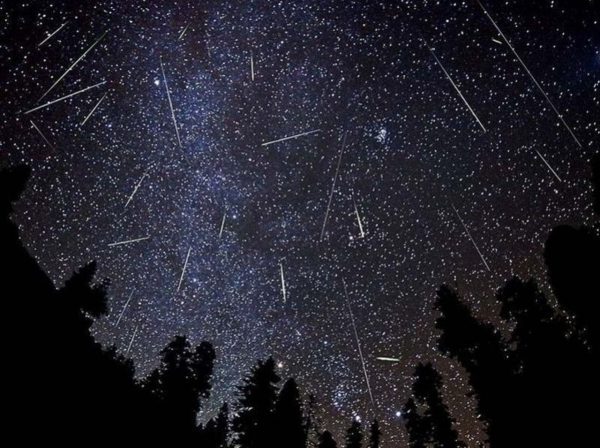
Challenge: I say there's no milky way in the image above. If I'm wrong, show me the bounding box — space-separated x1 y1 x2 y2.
2 1 598 445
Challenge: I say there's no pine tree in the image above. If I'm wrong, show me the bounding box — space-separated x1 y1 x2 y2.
346 419 363 448
233 358 281 448
318 430 338 448
404 363 464 448
368 420 381 448
201 403 230 448
273 379 307 448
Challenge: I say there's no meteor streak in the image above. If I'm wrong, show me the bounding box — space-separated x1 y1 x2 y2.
320 131 348 240
451 204 491 271
39 22 68 47
115 288 135 327
39 30 108 101
475 0 581 147
535 149 562 182
80 92 107 126
218 209 227 238
261 129 320 147
342 279 376 411
279 262 287 303
30 120 55 150
107 236 150 247
176 246 192 294
353 198 365 238
250 51 255 81
422 38 487 132
125 325 139 356
160 58 182 147
124 171 149 209
24 81 106 114
376 357 401 363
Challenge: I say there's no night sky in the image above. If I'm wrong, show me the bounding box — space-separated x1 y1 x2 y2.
1 1 598 445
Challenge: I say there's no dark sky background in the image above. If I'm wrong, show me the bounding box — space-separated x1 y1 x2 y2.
1 0 598 445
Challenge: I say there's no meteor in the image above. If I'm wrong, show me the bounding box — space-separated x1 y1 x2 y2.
125 325 139 356
421 37 487 133
39 30 108 101
342 278 376 411
176 246 192 294
218 209 227 238
115 288 135 327
475 0 581 147
279 262 287 303
320 131 348 241
30 120 55 151
39 22 68 47
124 171 149 209
178 24 190 40
107 236 150 247
80 92 107 126
261 129 320 147
451 204 491 271
376 357 401 363
250 51 255 81
24 81 106 114
353 198 365 239
534 149 562 182
160 57 182 147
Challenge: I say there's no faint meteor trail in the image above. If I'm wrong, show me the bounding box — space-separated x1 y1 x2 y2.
178 24 190 40
108 236 150 247
491 37 503 45
24 81 107 114
250 51 255 81
30 120 55 150
421 38 487 132
115 288 135 327
261 129 321 147
475 0 582 147
279 262 287 303
353 198 365 238
342 278 376 411
320 131 348 241
160 57 182 147
218 209 227 238
39 30 108 101
176 246 192 294
535 149 562 182
125 325 139 356
80 92 107 126
124 171 149 209
39 22 68 47
376 357 401 363
451 204 491 271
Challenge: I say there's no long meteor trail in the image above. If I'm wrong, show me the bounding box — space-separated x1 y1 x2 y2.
451 204 491 271
30 120 55 150
421 38 487 132
81 92 107 126
475 0 581 147
261 129 320 147
107 236 150 247
176 246 192 294
115 288 135 327
353 198 365 239
39 22 68 47
342 278 376 411
279 262 287 303
124 171 149 209
218 209 227 238
160 58 182 147
24 81 106 114
376 357 401 363
125 325 139 356
320 131 348 240
535 149 562 182
39 30 108 101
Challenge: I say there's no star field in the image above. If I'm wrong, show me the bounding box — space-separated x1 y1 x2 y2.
1 1 598 445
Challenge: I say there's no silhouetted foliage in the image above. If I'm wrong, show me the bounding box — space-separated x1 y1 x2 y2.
403 363 464 448
346 420 363 448
199 403 231 448
233 357 281 448
368 420 381 448
273 379 308 448
318 430 338 448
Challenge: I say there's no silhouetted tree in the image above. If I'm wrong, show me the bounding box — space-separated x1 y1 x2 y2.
346 420 363 448
368 420 381 448
144 336 215 431
273 378 307 448
592 153 600 215
233 358 281 448
435 285 514 446
403 363 464 448
200 403 230 448
318 431 338 448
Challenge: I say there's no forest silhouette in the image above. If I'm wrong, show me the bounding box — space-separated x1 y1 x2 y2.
2 155 598 447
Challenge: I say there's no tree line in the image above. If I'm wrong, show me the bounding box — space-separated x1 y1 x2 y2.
2 154 598 446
